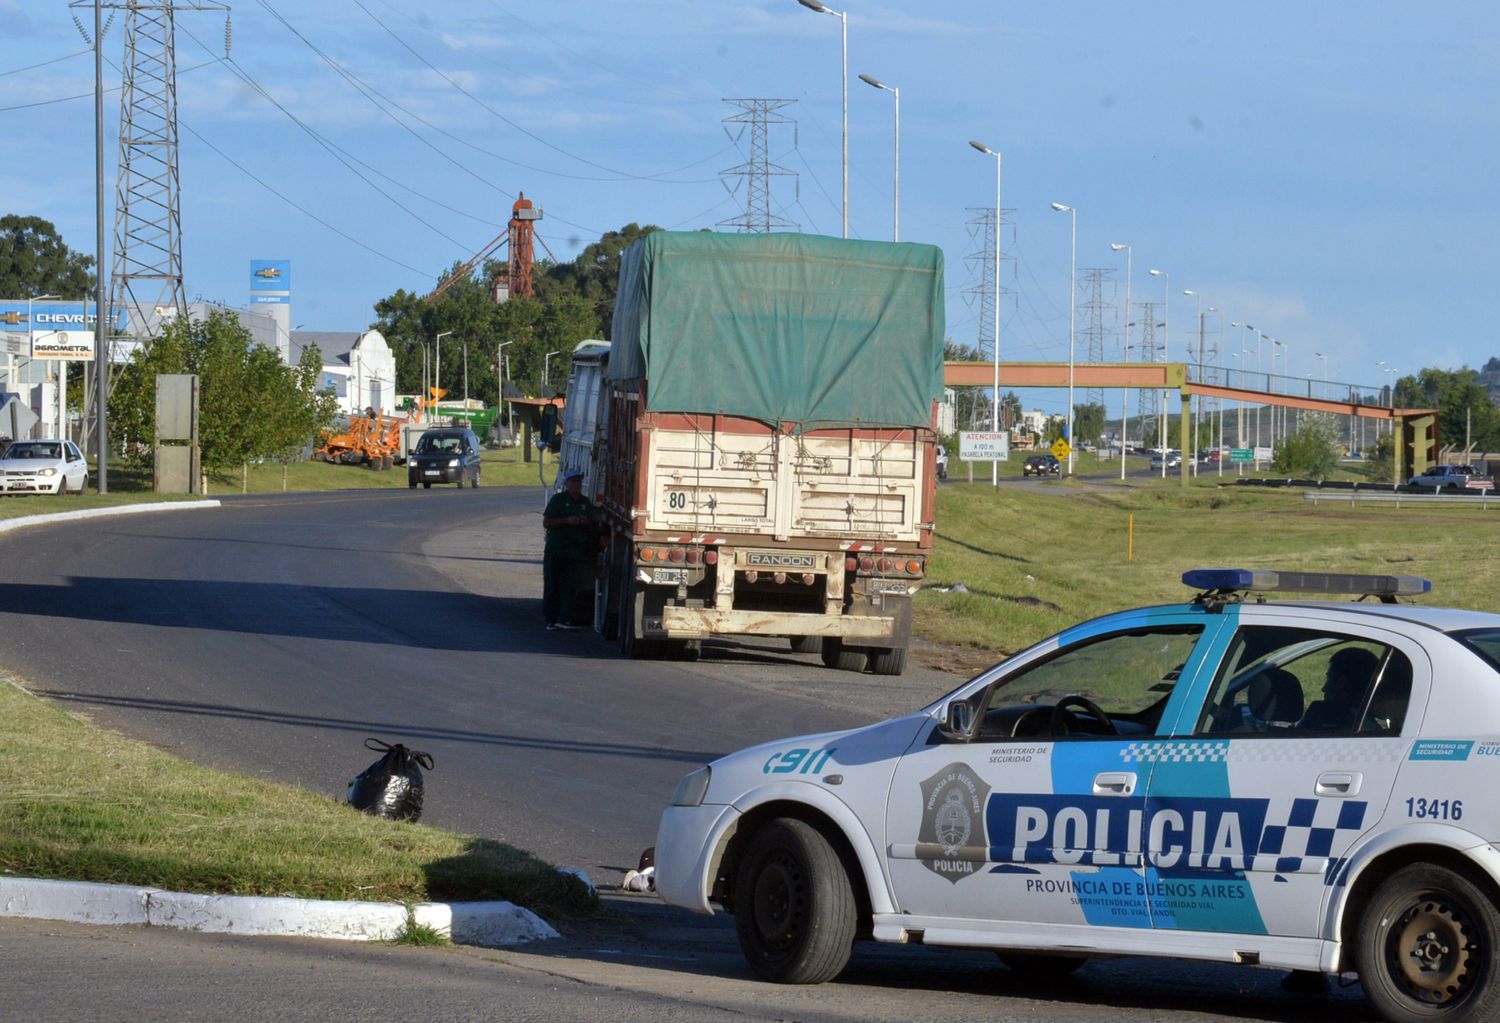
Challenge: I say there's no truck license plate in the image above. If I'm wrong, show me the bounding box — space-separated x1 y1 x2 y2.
653 568 688 584
873 579 913 593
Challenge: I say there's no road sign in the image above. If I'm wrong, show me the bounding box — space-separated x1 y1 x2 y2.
1254 446 1273 462
1050 438 1072 462
31 330 95 360
959 431 1009 461
1230 448 1253 463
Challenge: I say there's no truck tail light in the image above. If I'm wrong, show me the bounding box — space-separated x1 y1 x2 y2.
705 550 718 566
640 547 656 561
668 548 685 564
746 571 759 583
773 572 787 585
685 549 701 565
845 557 857 572
878 558 894 573
906 560 923 576
859 556 874 572
802 573 815 585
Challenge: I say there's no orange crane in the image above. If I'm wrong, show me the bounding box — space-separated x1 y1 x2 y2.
425 194 552 303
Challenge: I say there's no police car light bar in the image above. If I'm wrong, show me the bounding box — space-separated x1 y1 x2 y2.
1182 568 1432 598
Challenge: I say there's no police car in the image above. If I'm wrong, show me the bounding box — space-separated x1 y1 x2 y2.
656 570 1500 1023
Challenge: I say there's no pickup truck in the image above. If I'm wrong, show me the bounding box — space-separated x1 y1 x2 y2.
1406 463 1495 493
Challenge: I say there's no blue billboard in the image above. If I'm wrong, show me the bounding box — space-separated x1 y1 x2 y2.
250 259 291 305
0 300 125 333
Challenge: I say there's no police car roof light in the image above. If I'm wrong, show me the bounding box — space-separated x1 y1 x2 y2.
1182 568 1432 598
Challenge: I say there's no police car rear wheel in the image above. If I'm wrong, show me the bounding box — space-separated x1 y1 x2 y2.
1357 864 1500 1023
733 818 855 985
995 952 1087 977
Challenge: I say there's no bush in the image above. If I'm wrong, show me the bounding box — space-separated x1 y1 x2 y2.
1270 414 1340 479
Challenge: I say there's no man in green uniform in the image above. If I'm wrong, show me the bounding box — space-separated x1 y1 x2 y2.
542 470 595 630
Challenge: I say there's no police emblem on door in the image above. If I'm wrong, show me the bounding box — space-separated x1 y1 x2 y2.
917 763 990 883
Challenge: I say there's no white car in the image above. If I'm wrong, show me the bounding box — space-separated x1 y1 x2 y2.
657 569 1500 1023
0 439 89 495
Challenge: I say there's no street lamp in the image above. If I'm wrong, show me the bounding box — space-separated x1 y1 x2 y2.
1148 269 1169 476
1314 351 1327 401
858 74 899 241
434 330 453 416
798 0 848 238
1110 243 1131 481
970 140 1002 486
544 349 562 390
1051 203 1077 475
1183 288 1205 476
1272 338 1286 445
497 339 515 436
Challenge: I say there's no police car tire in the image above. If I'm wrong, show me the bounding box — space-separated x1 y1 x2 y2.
733 818 856 985
995 951 1087 976
1356 864 1500 1023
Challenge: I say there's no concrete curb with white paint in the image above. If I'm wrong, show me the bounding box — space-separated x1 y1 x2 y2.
0 499 220 536
0 876 559 946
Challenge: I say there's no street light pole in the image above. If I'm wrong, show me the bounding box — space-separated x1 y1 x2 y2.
1149 269 1169 477
1183 289 1204 476
1051 203 1077 475
93 0 107 491
798 0 848 238
497 339 514 437
858 75 899 240
970 141 1002 486
544 349 562 390
435 330 453 416
1110 243 1131 481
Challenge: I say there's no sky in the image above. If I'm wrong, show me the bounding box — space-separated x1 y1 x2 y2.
4 0 1499 417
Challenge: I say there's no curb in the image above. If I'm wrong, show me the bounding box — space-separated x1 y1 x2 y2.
0 876 558 946
0 499 220 536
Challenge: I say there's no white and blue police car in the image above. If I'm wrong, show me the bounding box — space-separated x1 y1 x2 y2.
656 570 1500 1023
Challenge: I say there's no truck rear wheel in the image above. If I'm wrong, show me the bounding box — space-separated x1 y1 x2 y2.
819 638 866 673
790 636 823 655
867 645 907 676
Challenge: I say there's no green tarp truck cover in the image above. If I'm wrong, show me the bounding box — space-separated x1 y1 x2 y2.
608 231 945 429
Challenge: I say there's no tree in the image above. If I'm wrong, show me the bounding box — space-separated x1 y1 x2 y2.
1271 413 1340 479
1072 402 1105 445
109 310 337 475
0 215 96 298
1394 367 1500 452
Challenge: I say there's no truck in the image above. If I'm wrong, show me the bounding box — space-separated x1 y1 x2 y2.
553 232 944 676
1406 463 1494 493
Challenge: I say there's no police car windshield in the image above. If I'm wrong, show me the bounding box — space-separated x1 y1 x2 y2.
1453 629 1500 675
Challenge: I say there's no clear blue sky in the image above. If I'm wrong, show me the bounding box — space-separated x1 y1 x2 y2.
5 1 1497 415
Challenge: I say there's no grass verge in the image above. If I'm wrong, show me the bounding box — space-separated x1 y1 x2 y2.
918 481 1499 659
0 678 596 919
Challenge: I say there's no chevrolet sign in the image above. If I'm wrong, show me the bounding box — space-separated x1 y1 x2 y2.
745 552 817 569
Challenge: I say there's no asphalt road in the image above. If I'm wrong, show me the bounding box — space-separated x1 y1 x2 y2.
0 487 1382 1022
0 486 957 874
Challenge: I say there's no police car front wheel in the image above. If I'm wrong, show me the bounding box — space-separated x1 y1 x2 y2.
733 818 856 985
1357 864 1500 1023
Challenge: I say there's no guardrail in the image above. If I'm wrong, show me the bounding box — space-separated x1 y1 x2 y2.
1299 490 1495 508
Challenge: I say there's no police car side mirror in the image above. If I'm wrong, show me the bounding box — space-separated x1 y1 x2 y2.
938 698 978 742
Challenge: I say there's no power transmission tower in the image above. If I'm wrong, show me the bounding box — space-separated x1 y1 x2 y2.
1135 301 1162 434
719 99 798 233
960 207 1012 430
1077 267 1114 408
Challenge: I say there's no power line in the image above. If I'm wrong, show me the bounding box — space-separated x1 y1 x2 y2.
347 0 723 184
0 48 90 78
0 57 218 113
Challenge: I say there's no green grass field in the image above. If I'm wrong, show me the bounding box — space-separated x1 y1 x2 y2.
0 678 596 915
918 480 1498 660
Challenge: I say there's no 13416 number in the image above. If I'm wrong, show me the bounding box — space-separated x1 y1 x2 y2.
1406 797 1463 820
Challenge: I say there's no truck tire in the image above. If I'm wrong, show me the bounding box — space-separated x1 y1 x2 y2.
819 638 866 673
1356 863 1500 1023
732 818 856 985
790 636 823 655
597 539 624 641
867 645 907 676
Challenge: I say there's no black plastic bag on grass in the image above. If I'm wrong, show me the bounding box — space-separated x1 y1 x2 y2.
346 738 434 822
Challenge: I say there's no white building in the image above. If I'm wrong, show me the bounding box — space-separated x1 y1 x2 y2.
291 329 397 415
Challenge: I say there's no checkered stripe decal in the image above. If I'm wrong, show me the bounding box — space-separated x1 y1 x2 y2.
1119 741 1229 763
1228 740 1407 764
1249 797 1369 873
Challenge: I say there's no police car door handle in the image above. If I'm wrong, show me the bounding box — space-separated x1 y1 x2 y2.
1315 771 1362 797
1092 772 1137 796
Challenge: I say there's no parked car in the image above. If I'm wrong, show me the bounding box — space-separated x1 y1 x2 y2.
655 567 1500 1023
1022 454 1061 477
1149 449 1182 470
406 428 482 489
1407 464 1494 494
0 439 88 495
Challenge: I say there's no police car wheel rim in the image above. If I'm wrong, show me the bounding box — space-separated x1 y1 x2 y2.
1388 895 1477 1004
750 849 806 952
